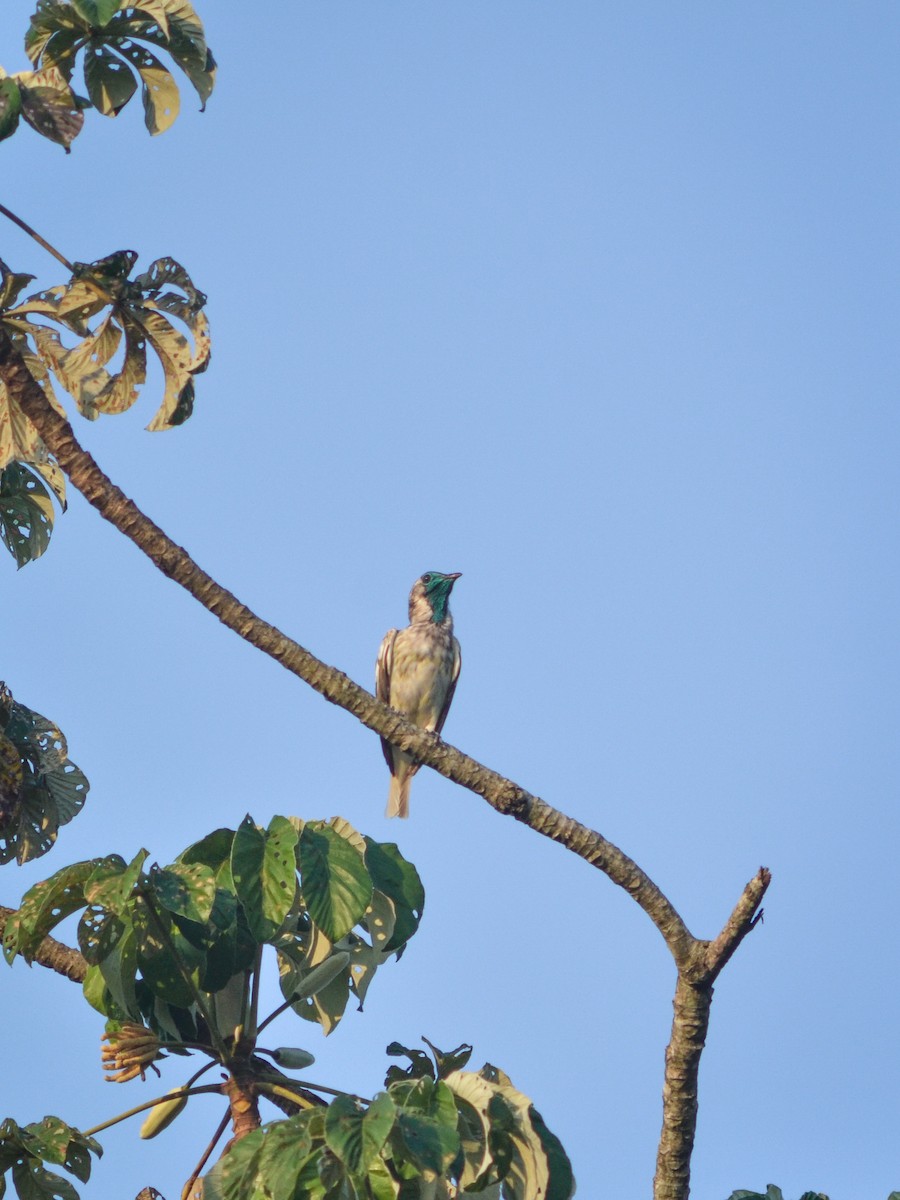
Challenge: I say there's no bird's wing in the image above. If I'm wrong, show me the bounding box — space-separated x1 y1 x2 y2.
434 636 462 736
376 629 398 769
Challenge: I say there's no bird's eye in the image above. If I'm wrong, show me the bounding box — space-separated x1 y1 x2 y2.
422 573 433 584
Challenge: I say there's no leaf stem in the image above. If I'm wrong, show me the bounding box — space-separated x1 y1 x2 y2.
0 202 74 273
247 944 263 1039
82 1083 223 1137
257 1076 369 1104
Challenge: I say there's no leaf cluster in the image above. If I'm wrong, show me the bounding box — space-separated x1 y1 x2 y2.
205 1039 574 1200
0 0 215 150
3 815 423 1044
1 250 210 433
0 682 89 864
0 1115 100 1200
726 1189 900 1200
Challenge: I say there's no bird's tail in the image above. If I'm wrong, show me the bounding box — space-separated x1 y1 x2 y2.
385 774 412 819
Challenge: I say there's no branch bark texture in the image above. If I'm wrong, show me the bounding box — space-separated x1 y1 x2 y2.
0 330 773 1200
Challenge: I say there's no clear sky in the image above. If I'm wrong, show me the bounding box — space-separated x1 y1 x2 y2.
2 4 899 1198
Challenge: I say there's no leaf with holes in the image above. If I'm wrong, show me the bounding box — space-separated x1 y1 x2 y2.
105 0 216 108
83 41 137 115
363 838 424 953
0 461 55 566
8 251 207 428
24 0 215 134
0 1115 102 1200
151 861 216 924
0 685 89 864
232 815 299 943
116 41 179 134
14 66 84 150
3 858 97 963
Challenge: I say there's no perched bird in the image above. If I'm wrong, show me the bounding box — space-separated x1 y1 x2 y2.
376 571 462 818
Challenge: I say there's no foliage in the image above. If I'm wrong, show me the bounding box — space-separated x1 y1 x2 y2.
0 251 210 435
0 1115 101 1200
0 0 216 149
726 1189 832 1200
0 682 88 864
204 1039 574 1200
3 815 421 1042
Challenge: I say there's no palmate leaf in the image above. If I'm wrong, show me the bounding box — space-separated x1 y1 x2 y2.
0 1115 101 1200
22 0 215 142
7 251 209 430
0 684 89 864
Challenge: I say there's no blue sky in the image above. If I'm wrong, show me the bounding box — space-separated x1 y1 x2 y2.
2 3 899 1197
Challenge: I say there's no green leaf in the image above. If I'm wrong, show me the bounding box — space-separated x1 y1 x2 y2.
82 42 137 115
527 1105 575 1200
299 823 373 943
98 922 139 1016
107 0 215 106
0 684 86 863
0 462 54 567
11 1158 78 1200
152 862 216 924
389 1079 460 1178
325 1093 395 1178
422 1038 473 1080
384 1042 436 1085
3 859 96 963
109 41 178 134
364 839 424 953
203 1116 313 1200
0 79 22 143
71 0 123 25
77 904 125 965
19 1117 101 1182
84 848 146 911
231 815 298 943
178 827 235 872
15 67 83 150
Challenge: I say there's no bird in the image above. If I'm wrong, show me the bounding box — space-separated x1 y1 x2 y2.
376 571 462 818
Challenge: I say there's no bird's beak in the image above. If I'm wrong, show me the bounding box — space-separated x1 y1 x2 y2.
447 572 462 582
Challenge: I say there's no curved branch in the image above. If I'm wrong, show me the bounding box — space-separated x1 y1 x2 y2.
0 330 697 964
